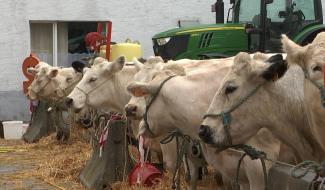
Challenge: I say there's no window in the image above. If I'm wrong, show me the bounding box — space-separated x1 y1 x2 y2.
293 0 315 20
238 0 261 24
30 21 99 67
30 23 53 65
267 0 286 22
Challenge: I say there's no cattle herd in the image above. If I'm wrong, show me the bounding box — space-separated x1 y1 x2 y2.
26 33 325 190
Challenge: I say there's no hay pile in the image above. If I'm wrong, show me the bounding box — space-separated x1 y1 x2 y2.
0 127 218 190
0 128 91 189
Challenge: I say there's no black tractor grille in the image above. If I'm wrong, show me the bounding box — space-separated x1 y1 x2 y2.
153 35 189 60
198 32 214 48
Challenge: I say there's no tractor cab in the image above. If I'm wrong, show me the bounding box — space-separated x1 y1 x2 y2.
230 0 323 52
152 0 325 60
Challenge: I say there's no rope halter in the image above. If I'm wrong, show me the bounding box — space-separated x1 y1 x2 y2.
74 76 113 105
203 81 266 146
142 75 176 137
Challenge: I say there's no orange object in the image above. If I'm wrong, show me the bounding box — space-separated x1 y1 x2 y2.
128 162 162 187
22 54 40 94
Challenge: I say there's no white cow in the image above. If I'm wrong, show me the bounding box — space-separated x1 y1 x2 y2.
27 61 86 140
282 34 325 152
126 54 282 190
199 52 325 162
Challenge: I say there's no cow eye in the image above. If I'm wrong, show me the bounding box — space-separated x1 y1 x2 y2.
225 85 238 95
312 65 322 72
89 77 97 83
66 77 72 82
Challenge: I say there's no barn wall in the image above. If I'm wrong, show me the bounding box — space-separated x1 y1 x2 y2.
0 0 217 120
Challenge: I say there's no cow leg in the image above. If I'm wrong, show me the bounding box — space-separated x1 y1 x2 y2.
243 157 269 190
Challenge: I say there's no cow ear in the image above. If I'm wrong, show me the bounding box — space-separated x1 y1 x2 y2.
93 57 106 65
261 54 288 81
72 60 86 72
48 68 59 78
281 35 307 67
109 56 125 73
27 67 37 75
133 57 144 71
127 82 158 97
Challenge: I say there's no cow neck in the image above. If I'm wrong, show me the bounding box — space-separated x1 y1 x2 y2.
251 80 324 161
302 76 325 154
303 71 325 108
143 75 176 137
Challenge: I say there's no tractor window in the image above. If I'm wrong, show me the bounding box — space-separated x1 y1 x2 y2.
238 0 261 25
292 0 315 20
267 0 286 22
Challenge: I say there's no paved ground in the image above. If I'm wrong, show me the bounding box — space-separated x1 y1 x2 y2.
0 138 84 190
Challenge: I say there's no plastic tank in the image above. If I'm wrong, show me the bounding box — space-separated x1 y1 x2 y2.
100 42 142 62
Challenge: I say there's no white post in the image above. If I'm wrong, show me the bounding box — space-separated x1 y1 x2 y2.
53 22 58 66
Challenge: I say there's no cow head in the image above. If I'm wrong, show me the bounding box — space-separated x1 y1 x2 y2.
199 52 287 147
66 56 126 112
126 62 186 137
27 61 84 101
27 62 59 100
282 34 325 83
125 56 165 119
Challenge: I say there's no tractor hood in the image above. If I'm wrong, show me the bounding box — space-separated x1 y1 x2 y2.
153 23 245 39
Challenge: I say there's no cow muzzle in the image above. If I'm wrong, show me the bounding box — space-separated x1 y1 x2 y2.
125 104 137 117
199 125 214 144
65 97 73 107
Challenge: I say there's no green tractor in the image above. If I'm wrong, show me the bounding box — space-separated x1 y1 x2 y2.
152 0 325 60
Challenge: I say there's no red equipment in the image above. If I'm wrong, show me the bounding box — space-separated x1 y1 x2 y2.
84 21 112 60
22 54 40 94
128 162 162 186
128 136 162 187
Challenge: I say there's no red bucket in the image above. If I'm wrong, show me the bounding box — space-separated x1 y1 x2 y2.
128 162 162 187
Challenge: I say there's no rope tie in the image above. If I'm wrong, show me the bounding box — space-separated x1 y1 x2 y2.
232 144 268 190
291 160 325 179
160 129 197 190
143 75 176 137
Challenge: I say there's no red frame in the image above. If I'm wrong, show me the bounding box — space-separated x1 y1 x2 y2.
97 21 112 60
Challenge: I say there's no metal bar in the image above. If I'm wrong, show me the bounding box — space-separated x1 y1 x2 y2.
106 21 112 61
53 22 58 66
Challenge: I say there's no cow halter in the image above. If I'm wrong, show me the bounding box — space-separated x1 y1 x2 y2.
143 75 176 137
203 81 266 146
304 66 325 108
56 76 82 99
75 77 113 105
28 76 52 95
